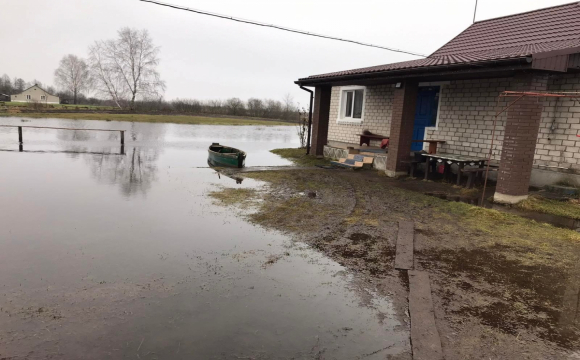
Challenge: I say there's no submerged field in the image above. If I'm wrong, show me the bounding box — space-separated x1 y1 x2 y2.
0 119 415 359
210 167 580 359
0 112 294 126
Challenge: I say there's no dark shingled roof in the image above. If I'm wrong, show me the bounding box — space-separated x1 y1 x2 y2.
304 2 580 80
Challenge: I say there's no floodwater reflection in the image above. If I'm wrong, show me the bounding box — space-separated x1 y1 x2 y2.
84 146 159 196
0 117 409 359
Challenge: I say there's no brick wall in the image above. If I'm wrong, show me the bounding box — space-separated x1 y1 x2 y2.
425 78 511 160
327 85 394 146
310 86 331 156
536 73 580 172
386 82 418 175
326 73 580 175
496 74 548 198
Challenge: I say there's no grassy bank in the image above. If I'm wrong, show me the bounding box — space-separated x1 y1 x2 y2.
210 169 580 359
516 195 580 219
270 148 331 166
0 112 294 126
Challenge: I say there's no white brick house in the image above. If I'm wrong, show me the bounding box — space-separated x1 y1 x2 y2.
296 2 580 204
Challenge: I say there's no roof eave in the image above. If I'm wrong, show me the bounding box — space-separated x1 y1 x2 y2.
295 57 532 86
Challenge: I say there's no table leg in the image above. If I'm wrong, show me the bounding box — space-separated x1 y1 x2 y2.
457 163 464 186
478 162 485 185
424 159 430 180
429 142 437 154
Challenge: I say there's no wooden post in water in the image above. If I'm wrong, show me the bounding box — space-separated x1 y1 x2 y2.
18 126 23 152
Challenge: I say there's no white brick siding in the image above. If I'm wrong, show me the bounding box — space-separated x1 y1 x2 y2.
425 78 511 161
327 74 580 174
537 74 580 172
328 85 394 147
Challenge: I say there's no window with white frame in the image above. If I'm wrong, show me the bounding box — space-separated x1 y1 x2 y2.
41 95 46 100
26 95 31 100
338 86 365 123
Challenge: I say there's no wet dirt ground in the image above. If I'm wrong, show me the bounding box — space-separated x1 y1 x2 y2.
212 168 580 360
0 118 410 359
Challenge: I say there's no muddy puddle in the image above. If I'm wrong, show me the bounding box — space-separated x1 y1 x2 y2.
0 117 408 359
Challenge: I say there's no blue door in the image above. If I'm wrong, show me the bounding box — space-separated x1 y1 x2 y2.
412 87 440 151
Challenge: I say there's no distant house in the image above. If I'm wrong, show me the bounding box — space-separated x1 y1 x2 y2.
296 2 580 204
11 84 59 104
0 93 9 102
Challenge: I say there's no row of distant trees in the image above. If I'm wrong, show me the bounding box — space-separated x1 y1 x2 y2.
136 95 300 121
0 72 299 120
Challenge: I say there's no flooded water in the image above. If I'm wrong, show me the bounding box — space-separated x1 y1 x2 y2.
0 117 408 359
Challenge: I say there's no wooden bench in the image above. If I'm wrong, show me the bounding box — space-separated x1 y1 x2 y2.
359 133 388 146
461 166 498 188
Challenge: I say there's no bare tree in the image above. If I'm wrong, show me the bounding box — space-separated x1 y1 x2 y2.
89 27 165 109
247 98 264 117
13 78 25 92
89 41 127 109
54 54 92 104
0 74 12 95
225 98 245 116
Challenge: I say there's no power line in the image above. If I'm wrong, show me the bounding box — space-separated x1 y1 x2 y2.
139 0 427 58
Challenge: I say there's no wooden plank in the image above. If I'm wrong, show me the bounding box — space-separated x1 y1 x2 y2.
408 271 444 360
394 220 414 270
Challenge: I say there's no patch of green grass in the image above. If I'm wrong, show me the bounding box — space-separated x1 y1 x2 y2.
515 195 580 220
0 113 293 126
208 188 257 206
270 148 330 166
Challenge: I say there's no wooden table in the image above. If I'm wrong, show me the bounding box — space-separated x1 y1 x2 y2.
422 153 488 185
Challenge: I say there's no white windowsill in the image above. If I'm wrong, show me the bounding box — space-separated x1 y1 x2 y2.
337 118 363 125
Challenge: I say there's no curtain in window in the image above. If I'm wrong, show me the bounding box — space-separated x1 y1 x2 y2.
353 90 364 118
344 91 353 117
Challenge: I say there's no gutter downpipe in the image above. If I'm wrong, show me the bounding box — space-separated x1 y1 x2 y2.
299 85 314 155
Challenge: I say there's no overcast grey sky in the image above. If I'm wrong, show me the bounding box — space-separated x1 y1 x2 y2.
0 0 574 106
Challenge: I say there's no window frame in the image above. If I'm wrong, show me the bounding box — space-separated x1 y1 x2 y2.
337 86 366 124
41 95 46 101
26 95 31 100
425 85 442 130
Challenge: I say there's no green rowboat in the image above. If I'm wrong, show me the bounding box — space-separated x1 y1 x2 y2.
208 143 246 168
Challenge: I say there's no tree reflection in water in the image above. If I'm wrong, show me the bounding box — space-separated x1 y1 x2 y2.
88 146 159 197
59 125 162 197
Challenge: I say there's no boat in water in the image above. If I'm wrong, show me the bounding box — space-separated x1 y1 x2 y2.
208 143 246 168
